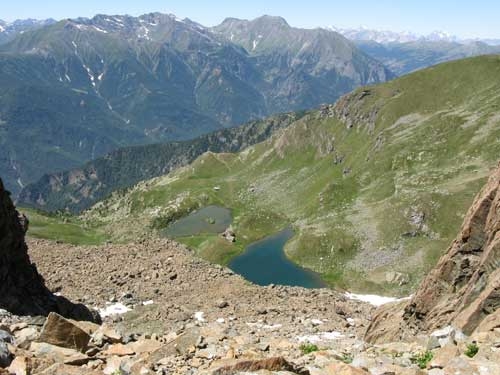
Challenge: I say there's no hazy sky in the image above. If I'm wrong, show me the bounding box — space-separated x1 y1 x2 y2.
2 0 499 39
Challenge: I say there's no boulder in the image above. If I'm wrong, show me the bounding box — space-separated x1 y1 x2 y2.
38 313 90 352
429 344 460 369
38 363 102 375
7 356 31 375
210 356 309 374
321 360 370 374
0 342 13 368
0 330 14 345
29 342 89 365
14 327 39 349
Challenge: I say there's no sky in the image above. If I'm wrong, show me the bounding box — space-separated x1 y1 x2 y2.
2 0 500 39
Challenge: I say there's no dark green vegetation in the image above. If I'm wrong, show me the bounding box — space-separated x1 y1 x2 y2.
77 56 500 294
0 13 390 195
299 343 319 355
356 40 500 76
412 351 434 369
465 343 479 358
18 112 303 213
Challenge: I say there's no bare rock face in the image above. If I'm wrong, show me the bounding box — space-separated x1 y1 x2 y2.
0 179 99 322
366 162 500 343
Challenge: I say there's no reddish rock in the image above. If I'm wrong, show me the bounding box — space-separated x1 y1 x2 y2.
211 356 309 374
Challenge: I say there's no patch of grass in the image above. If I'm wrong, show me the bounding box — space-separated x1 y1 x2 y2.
411 350 434 369
341 353 353 364
299 342 319 354
465 343 479 358
20 207 107 245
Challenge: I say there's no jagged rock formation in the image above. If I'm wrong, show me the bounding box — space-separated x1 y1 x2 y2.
365 162 500 343
0 179 99 322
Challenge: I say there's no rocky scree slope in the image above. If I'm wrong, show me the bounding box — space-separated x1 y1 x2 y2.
17 112 304 213
0 13 390 196
0 178 98 322
77 56 500 294
366 161 500 343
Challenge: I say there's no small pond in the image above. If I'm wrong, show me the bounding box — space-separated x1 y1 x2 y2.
163 205 232 237
229 227 326 288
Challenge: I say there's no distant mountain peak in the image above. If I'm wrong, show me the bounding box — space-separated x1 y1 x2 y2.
254 15 289 27
333 26 500 46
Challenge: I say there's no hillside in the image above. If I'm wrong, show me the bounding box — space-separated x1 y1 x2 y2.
0 13 390 195
70 55 500 294
18 112 304 213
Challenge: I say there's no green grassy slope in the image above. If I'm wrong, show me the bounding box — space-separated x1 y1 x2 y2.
68 56 500 294
21 208 107 245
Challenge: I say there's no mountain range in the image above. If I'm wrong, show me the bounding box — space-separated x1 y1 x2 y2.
334 26 500 45
333 27 500 75
0 18 57 44
355 39 500 76
0 13 391 195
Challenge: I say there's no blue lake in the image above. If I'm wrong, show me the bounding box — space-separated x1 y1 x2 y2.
229 227 326 288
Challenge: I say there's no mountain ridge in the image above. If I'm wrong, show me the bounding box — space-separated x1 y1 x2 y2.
0 12 391 195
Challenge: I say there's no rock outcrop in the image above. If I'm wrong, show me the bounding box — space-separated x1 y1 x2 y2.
365 162 500 343
0 178 99 322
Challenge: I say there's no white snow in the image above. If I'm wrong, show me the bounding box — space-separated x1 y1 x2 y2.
246 322 282 330
98 73 104 81
138 26 151 40
0 25 5 33
107 102 113 111
297 331 344 343
252 40 258 50
344 292 411 307
17 178 24 188
230 33 234 41
64 74 71 82
71 41 77 49
98 303 131 318
142 300 154 306
194 311 206 322
83 64 96 87
93 26 108 33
